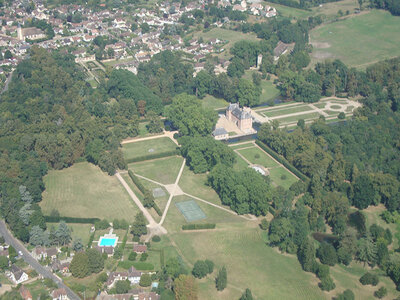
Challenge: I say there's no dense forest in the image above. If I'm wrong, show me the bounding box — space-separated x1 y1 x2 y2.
0 47 158 242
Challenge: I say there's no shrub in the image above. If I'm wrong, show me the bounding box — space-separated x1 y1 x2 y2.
140 274 152 287
336 289 355 300
374 287 387 298
254 154 260 159
338 112 346 119
360 272 379 286
182 223 216 230
95 219 110 230
319 276 335 291
316 264 330 279
152 235 161 242
317 242 338 266
128 252 137 261
45 216 100 224
140 253 148 261
280 174 287 180
259 219 269 230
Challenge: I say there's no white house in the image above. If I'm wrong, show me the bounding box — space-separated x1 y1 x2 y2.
6 265 29 284
51 288 69 300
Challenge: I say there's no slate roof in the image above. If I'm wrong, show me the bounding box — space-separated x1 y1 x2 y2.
228 103 251 120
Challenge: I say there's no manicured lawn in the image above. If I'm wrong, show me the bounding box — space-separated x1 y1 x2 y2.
277 112 322 124
201 94 229 110
262 105 313 118
268 167 298 189
167 223 325 300
164 195 244 233
178 166 222 205
122 137 178 161
237 147 279 168
229 142 255 150
310 10 400 68
233 152 250 171
41 162 139 221
128 156 184 185
46 223 92 245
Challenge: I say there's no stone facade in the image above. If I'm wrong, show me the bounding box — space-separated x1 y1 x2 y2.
226 103 252 132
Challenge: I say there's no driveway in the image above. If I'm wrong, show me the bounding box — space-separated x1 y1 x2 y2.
0 220 80 300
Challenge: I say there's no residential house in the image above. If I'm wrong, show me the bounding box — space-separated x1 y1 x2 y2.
213 128 229 140
17 27 46 41
94 245 114 257
106 267 142 288
273 41 289 61
31 247 58 261
51 288 69 300
6 265 29 284
133 244 147 254
19 286 33 300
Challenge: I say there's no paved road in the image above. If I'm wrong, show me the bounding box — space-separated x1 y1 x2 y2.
1 70 13 95
0 220 80 300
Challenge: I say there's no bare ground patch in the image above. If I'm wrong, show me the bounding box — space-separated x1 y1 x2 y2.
313 51 334 59
311 42 331 49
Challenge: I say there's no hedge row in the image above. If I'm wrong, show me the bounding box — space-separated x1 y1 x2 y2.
125 149 180 164
255 140 309 182
87 232 95 248
118 260 154 271
128 170 147 194
128 170 162 216
182 223 216 230
45 216 100 224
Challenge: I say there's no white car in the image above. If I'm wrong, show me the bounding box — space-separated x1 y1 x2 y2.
18 250 23 256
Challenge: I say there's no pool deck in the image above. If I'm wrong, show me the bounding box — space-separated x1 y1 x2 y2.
97 230 119 247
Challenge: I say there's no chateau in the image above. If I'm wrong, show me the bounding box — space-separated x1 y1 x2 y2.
226 103 253 132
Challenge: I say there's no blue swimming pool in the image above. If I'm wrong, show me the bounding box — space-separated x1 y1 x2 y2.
99 238 117 247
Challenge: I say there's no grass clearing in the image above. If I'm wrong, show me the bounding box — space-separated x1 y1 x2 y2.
47 223 92 245
129 156 184 185
263 1 312 19
233 152 250 171
237 147 279 168
260 79 281 102
122 137 178 161
202 94 229 110
269 167 298 189
310 10 400 68
168 223 325 300
41 162 139 221
178 166 222 205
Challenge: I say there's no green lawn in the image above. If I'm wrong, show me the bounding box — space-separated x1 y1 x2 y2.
260 79 281 103
128 156 184 185
263 1 312 19
47 223 92 245
167 222 325 300
192 28 260 60
237 147 279 168
178 166 223 205
278 112 322 124
229 142 255 150
122 137 178 161
310 10 400 68
41 162 139 221
268 167 298 189
233 152 250 171
201 94 229 110
262 105 313 118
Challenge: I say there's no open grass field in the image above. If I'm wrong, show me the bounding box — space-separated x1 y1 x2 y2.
178 166 223 205
237 146 279 168
166 220 325 300
263 1 312 19
192 28 260 60
233 152 250 171
41 162 139 221
202 94 229 110
122 137 178 161
269 166 298 189
128 156 184 185
229 142 255 150
310 10 400 68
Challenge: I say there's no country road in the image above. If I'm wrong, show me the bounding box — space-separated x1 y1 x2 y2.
0 220 80 300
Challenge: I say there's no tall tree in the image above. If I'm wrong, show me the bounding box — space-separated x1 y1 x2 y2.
216 266 227 291
131 212 147 237
174 274 198 300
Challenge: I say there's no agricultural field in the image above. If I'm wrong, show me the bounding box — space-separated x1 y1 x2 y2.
310 10 400 68
41 162 139 221
121 137 178 162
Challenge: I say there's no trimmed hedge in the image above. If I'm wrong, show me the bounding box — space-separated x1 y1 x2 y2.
182 223 216 230
255 140 309 182
125 149 180 164
87 232 95 248
45 216 100 224
128 170 162 216
118 260 154 270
